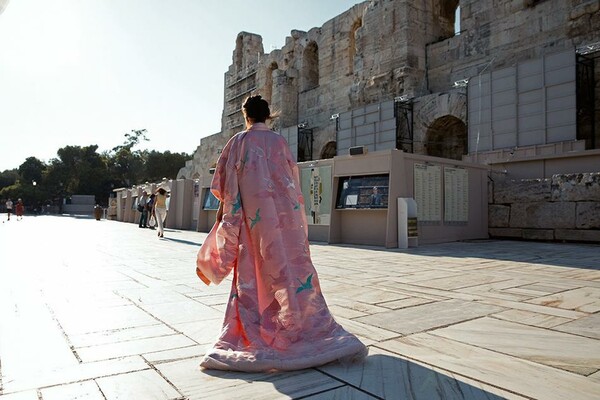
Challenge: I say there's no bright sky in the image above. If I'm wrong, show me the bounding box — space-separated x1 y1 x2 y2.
0 0 361 171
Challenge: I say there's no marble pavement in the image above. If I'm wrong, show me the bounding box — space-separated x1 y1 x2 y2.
1 216 599 399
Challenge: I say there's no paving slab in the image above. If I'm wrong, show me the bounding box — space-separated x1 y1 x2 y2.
40 381 104 400
432 317 600 375
1 216 600 399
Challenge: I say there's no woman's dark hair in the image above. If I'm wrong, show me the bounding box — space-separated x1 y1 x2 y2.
242 95 270 122
157 188 166 195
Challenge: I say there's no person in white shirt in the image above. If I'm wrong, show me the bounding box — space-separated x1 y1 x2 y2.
5 198 13 221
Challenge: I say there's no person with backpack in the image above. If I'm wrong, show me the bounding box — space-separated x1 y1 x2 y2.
137 191 149 228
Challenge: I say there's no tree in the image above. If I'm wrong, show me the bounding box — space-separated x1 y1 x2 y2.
46 145 112 205
18 157 46 184
0 169 18 191
145 150 191 182
108 129 149 187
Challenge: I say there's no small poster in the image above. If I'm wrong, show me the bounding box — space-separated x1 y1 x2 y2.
301 165 332 225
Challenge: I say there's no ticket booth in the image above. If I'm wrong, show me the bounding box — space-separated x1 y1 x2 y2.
329 150 393 247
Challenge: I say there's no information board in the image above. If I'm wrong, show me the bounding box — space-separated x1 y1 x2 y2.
444 167 469 222
301 165 332 225
413 163 442 222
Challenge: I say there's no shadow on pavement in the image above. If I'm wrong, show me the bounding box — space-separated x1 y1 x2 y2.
201 353 505 400
322 239 600 270
161 237 203 247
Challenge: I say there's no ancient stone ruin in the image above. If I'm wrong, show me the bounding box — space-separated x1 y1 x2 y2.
174 0 599 242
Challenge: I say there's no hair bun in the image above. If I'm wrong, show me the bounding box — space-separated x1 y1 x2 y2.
242 94 271 122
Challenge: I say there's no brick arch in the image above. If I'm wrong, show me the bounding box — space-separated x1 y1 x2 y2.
301 41 319 91
425 115 467 160
435 0 460 38
320 141 337 159
414 92 467 157
264 61 278 104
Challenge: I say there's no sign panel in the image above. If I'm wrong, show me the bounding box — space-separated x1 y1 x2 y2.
444 167 469 222
413 163 442 222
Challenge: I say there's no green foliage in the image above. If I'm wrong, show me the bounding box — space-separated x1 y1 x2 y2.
0 169 18 190
145 150 191 182
18 156 46 184
1 129 192 207
108 129 150 187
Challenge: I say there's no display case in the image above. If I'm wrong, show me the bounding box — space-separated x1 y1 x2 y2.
335 174 389 209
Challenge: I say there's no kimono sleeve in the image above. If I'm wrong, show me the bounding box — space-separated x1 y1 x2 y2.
196 135 243 285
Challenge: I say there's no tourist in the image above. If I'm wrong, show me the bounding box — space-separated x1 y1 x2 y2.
147 194 156 229
15 198 24 220
196 95 367 372
153 188 168 238
138 191 149 228
5 198 12 221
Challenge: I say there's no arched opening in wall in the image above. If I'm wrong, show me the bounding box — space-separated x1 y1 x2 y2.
264 62 278 104
349 19 362 74
425 115 467 160
302 41 319 91
437 0 460 39
235 35 243 72
320 141 337 159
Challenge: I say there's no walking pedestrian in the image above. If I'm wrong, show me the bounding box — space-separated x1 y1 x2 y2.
138 191 149 228
196 95 367 372
153 188 168 238
15 199 24 220
5 198 12 221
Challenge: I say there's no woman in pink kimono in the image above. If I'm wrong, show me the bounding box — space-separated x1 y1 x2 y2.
196 95 367 372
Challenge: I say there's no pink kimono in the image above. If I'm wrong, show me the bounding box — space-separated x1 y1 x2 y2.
196 123 367 372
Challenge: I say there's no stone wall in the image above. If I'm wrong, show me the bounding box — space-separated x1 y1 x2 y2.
489 172 600 242
179 0 600 192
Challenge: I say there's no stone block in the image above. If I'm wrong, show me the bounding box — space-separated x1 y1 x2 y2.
576 202 600 229
489 228 523 238
551 173 600 202
489 204 510 227
509 202 576 229
522 229 554 241
555 229 600 243
494 179 551 203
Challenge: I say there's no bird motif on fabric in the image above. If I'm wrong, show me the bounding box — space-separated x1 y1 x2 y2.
232 193 242 214
296 273 313 294
263 178 276 192
293 202 300 210
249 208 261 229
283 177 296 189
